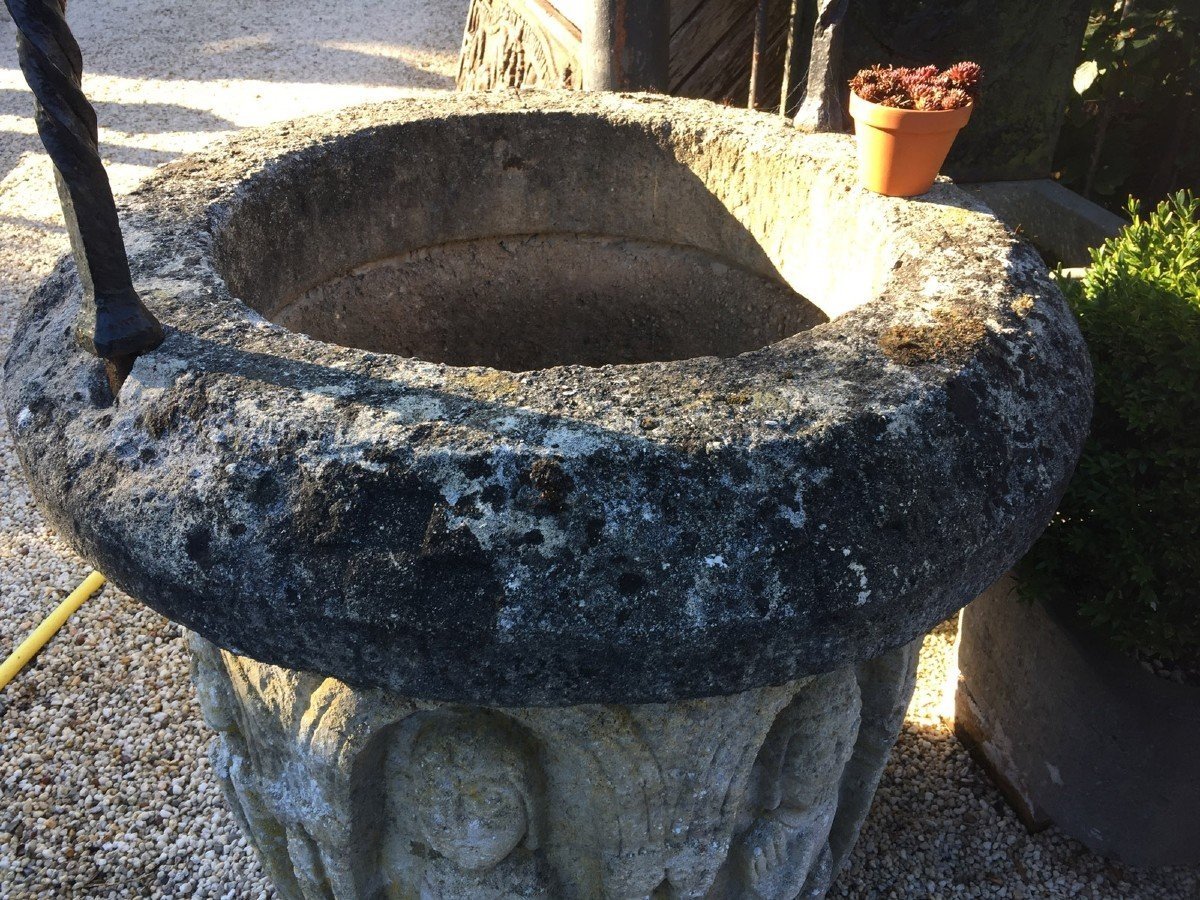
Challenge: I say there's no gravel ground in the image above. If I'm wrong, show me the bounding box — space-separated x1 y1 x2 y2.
0 2 1197 898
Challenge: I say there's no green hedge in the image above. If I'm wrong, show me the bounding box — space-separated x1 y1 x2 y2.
1020 192 1200 662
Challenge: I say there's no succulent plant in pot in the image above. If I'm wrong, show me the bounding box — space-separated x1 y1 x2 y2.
848 62 981 197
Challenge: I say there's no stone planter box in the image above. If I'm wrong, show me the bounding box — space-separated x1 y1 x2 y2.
956 576 1200 867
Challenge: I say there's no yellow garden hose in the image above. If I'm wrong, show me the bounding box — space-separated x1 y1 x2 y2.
0 571 106 693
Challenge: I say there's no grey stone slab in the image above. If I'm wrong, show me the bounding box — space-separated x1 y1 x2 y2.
961 179 1126 267
957 576 1200 868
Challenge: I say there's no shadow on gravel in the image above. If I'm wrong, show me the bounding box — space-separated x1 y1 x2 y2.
0 91 236 184
81 36 457 92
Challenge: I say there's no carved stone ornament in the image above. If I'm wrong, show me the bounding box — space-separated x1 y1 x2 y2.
794 0 850 133
190 634 919 899
457 0 580 91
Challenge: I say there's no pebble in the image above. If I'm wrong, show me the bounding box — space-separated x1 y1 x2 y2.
1 3 1198 899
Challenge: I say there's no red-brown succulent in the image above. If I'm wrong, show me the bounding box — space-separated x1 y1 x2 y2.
849 62 982 111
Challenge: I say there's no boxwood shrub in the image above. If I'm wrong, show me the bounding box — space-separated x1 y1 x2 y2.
1020 191 1199 664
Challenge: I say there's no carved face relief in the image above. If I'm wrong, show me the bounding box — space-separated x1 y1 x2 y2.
411 717 532 872
368 711 559 898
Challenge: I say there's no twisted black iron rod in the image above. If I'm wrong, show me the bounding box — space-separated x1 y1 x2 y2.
5 0 163 378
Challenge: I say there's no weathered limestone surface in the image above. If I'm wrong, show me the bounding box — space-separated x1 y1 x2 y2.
959 180 1125 268
3 93 1092 706
190 634 920 899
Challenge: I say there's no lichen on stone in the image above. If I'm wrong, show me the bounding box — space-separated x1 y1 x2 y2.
1010 293 1036 318
452 369 521 399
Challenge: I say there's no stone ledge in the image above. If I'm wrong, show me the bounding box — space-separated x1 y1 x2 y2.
960 179 1126 268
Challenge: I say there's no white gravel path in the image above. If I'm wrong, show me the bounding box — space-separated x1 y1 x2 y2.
0 2 1197 897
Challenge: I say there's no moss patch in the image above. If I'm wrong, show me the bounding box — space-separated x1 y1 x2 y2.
453 370 520 399
879 305 987 366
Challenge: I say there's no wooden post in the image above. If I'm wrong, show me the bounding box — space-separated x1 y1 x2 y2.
779 0 812 117
748 0 769 108
583 0 671 92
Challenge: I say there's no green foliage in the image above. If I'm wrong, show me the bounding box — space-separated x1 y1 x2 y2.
1020 192 1200 662
1053 3 1198 213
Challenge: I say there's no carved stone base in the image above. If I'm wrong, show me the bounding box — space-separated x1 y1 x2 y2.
189 635 919 899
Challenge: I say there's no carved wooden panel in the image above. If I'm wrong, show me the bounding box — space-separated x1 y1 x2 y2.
457 0 582 91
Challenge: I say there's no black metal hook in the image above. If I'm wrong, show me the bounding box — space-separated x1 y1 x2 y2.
5 0 164 385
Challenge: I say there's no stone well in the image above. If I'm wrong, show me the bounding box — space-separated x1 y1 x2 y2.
4 93 1091 898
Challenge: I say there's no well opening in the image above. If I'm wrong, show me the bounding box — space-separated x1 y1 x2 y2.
210 111 838 372
271 233 820 371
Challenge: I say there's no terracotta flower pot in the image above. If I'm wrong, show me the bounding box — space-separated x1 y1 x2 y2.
849 92 973 197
